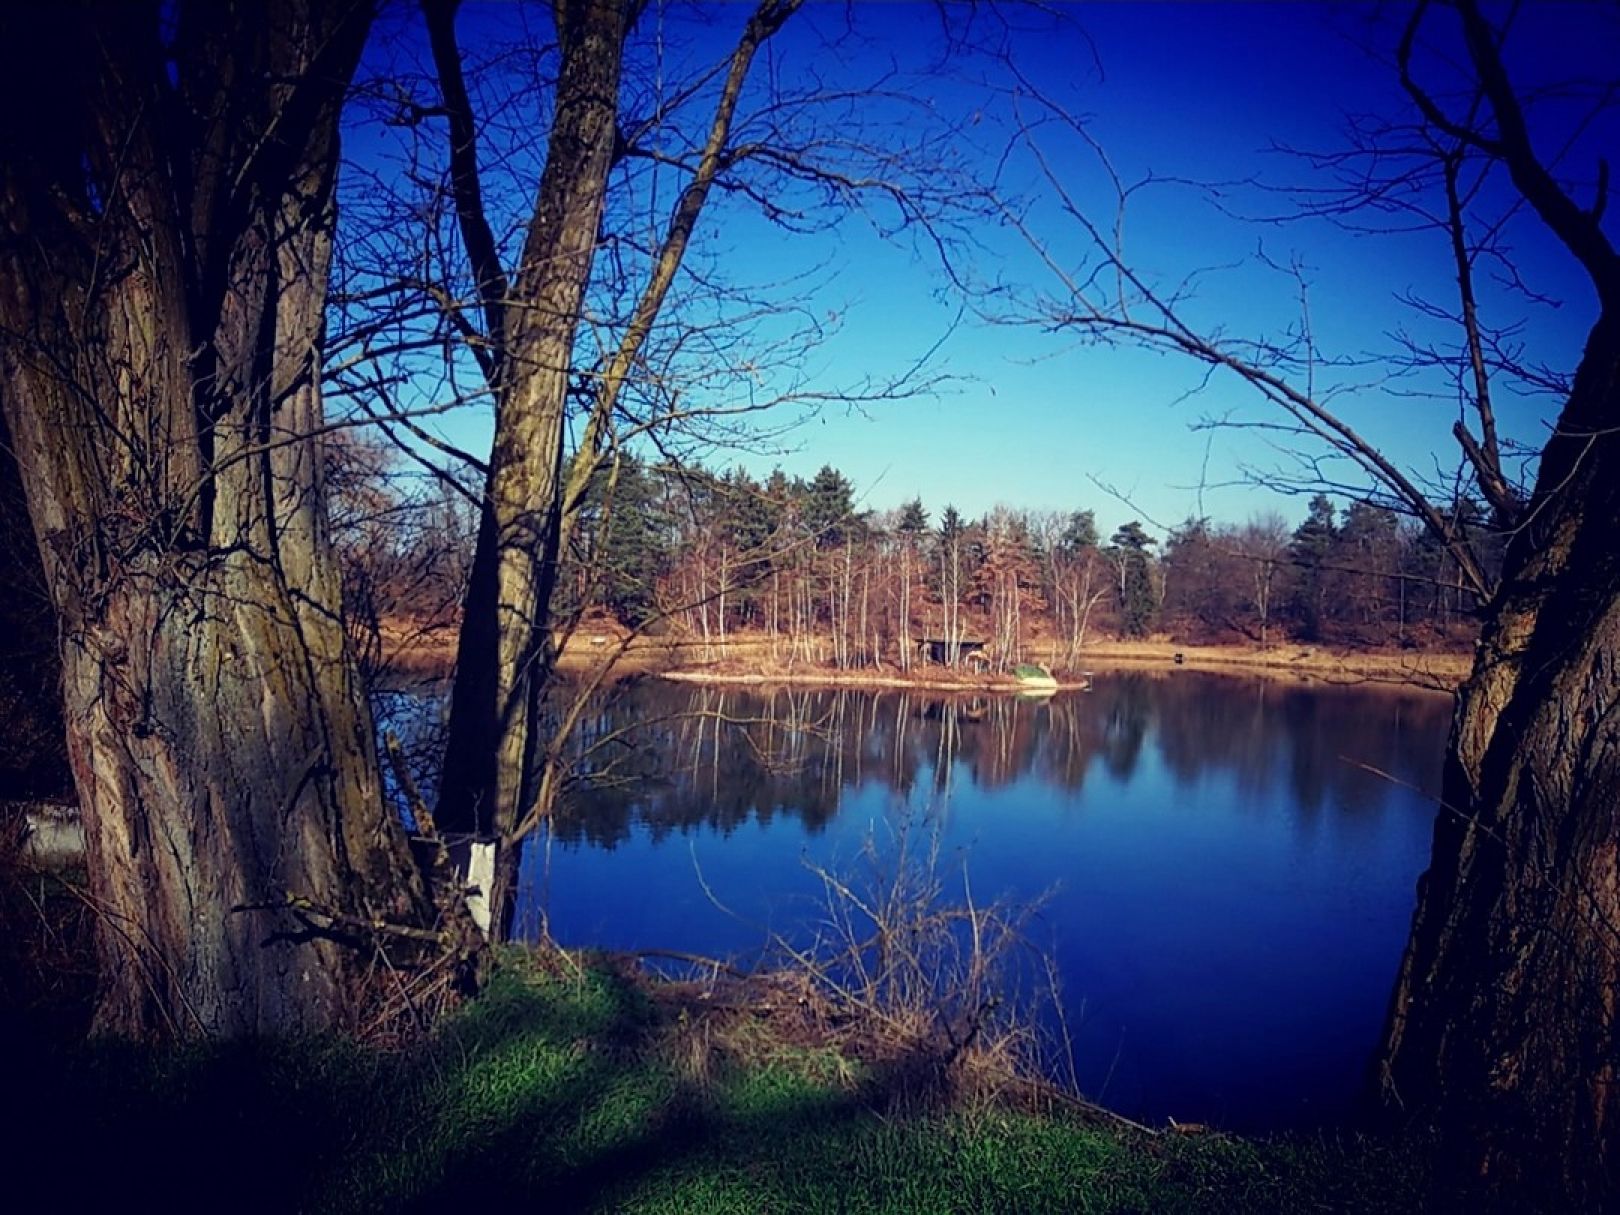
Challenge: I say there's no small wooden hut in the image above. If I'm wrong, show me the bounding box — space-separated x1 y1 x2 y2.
915 637 989 666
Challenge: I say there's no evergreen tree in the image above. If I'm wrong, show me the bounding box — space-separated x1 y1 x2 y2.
1060 508 1099 553
1109 521 1158 638
717 468 777 627
1336 501 1401 635
933 504 968 655
580 457 669 626
1288 494 1338 640
1163 516 1234 639
897 497 929 536
803 465 858 547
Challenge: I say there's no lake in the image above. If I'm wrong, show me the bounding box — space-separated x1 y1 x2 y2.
486 672 1449 1131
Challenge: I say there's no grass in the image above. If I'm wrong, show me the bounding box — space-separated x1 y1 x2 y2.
7 949 1452 1214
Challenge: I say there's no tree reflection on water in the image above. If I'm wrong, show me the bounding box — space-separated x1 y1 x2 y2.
461 670 1452 1130
545 672 1449 847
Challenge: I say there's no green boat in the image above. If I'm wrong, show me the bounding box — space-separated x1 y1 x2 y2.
1012 662 1059 691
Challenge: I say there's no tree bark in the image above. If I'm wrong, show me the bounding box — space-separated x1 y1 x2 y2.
0 0 429 1037
1371 4 1620 1202
435 0 631 841
433 0 800 879
1375 310 1620 1204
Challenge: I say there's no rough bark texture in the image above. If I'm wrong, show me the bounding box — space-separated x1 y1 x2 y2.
0 0 428 1037
1376 311 1620 1204
436 0 631 841
431 2 798 892
1370 4 1620 1204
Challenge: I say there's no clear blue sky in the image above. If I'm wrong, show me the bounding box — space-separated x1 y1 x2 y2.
340 2 1615 539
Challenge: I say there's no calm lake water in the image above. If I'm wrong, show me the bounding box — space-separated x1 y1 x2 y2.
485 672 1448 1131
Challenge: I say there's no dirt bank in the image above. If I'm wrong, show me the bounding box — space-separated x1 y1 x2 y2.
1045 639 1468 691
657 637 1466 693
377 623 1469 693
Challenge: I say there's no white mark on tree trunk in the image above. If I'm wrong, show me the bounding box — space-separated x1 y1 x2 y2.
465 840 497 937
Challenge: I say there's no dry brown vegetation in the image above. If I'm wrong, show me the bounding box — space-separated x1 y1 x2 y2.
379 619 1469 693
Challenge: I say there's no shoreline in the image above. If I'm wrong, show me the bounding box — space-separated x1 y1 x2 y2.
379 628 1472 693
1042 640 1468 690
649 641 1468 694
657 668 1090 693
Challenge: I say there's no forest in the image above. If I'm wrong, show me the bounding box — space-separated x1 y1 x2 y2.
331 445 1494 679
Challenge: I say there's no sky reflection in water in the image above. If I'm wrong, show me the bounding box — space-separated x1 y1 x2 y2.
512 671 1448 1131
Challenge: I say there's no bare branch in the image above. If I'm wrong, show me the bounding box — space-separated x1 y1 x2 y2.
422 0 511 376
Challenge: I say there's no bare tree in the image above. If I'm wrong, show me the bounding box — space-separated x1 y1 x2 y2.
416 0 824 930
1376 6 1620 1199
328 0 979 929
1001 0 1620 1199
0 1 434 1036
1235 513 1290 649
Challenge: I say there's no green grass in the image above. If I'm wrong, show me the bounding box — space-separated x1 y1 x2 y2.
11 955 1440 1213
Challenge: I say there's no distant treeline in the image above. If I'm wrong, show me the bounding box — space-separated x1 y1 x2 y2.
334 444 1493 674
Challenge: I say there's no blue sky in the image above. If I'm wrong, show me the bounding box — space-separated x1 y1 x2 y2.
340 2 1616 538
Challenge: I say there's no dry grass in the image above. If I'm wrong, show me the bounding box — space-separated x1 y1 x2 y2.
1035 637 1470 690
610 810 1096 1126
375 615 1470 693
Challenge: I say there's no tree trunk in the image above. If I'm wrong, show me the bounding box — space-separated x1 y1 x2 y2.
432 0 798 865
47 555 415 1036
0 0 428 1037
1375 312 1620 1205
436 0 629 842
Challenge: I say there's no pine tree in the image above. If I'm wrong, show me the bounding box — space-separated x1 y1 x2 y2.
586 457 669 627
1288 495 1338 640
897 497 929 536
803 465 858 547
1060 509 1099 553
1109 521 1158 638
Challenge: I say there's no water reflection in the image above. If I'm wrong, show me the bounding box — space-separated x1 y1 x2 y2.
547 674 1446 848
500 672 1450 1132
